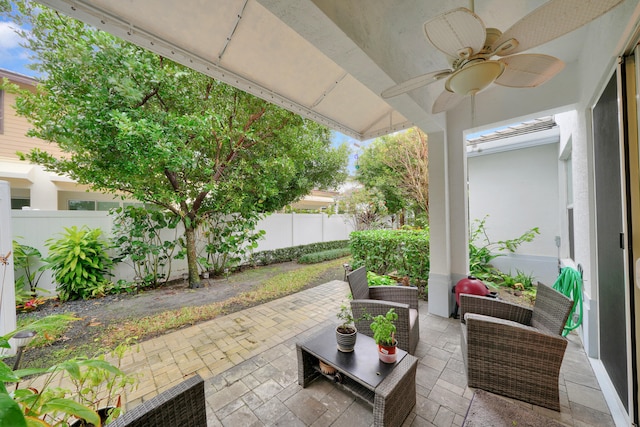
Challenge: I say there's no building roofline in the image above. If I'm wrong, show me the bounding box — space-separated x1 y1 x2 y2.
0 68 38 86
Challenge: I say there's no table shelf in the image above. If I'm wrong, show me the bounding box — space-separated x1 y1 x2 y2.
311 363 375 405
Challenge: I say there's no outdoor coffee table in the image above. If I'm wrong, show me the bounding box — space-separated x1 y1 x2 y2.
296 325 418 427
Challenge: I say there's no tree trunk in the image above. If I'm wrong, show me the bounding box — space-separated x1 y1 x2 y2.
184 225 201 289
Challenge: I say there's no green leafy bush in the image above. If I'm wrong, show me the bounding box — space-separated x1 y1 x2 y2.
46 226 113 301
13 239 47 295
366 271 397 286
197 212 265 276
298 247 350 264
469 217 539 285
250 240 349 266
0 318 137 427
349 229 429 282
112 206 179 288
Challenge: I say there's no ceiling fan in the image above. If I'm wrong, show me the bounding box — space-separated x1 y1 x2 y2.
381 0 624 114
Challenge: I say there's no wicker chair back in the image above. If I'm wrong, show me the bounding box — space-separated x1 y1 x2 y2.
347 266 370 299
531 283 574 335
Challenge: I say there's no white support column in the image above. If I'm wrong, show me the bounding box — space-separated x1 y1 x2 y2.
427 131 454 317
0 181 17 354
427 110 471 317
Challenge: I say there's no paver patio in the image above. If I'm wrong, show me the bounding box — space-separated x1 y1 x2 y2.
112 279 616 426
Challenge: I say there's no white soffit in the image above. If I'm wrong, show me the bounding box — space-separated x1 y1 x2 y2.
0 161 34 183
35 0 412 141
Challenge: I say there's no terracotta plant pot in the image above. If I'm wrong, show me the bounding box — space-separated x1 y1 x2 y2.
336 326 357 352
377 341 397 363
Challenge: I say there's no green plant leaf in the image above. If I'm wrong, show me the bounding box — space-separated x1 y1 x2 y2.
40 398 100 425
0 361 20 382
0 393 28 427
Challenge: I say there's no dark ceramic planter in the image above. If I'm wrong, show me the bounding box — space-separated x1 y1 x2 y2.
336 326 357 352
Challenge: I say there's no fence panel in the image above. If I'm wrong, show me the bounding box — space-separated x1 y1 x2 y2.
11 211 354 296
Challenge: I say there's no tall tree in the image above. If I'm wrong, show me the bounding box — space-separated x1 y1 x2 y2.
3 2 348 288
356 128 429 223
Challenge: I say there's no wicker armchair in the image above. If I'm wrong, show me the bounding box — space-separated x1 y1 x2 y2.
108 374 206 426
347 266 419 354
459 283 574 411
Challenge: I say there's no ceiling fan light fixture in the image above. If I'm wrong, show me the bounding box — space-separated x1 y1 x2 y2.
445 60 505 95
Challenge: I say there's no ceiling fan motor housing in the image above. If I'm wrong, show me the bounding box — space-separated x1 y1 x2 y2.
444 60 505 95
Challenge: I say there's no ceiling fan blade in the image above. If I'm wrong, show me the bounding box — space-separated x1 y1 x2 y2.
424 8 486 58
495 54 565 88
432 89 465 114
492 0 623 56
381 69 452 99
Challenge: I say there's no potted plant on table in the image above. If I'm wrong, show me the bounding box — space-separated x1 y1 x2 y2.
369 308 398 363
336 302 358 352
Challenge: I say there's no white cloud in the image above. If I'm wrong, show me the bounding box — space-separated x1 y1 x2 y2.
0 21 23 50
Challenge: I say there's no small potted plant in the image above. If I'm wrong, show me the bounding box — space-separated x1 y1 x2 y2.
336 302 358 352
369 308 398 363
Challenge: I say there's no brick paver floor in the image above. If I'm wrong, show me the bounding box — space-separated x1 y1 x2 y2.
113 279 618 426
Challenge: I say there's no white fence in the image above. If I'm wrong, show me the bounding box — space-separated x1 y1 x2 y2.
11 210 354 295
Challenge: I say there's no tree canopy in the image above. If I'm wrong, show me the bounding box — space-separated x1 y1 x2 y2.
356 128 429 224
3 2 348 286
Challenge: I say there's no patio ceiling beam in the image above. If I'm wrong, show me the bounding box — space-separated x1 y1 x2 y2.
216 0 249 63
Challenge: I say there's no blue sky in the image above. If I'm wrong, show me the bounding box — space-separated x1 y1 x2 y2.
0 15 37 77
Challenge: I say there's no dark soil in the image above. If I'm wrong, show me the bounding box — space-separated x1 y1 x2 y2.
11 260 348 370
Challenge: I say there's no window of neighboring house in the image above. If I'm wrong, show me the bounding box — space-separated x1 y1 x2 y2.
11 198 30 210
0 90 4 134
123 202 145 209
68 200 96 210
97 201 119 211
68 200 142 211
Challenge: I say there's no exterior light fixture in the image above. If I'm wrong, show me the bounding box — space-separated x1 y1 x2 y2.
343 263 351 281
12 330 36 370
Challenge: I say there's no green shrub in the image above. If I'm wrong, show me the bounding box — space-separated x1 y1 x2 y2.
469 217 539 285
349 229 429 282
250 240 348 266
366 271 397 286
46 226 113 301
298 247 350 264
197 212 265 276
13 239 46 294
112 206 179 288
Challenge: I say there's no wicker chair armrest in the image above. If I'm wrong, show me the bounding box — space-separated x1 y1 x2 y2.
465 313 568 360
369 286 419 310
109 374 205 427
460 293 532 325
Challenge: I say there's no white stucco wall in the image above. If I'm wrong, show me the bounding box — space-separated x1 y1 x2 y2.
468 139 561 285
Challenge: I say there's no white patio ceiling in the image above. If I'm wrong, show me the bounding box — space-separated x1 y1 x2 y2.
35 0 640 141
35 0 416 141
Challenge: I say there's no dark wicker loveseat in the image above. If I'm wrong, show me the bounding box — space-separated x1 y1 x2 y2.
108 374 206 426
459 283 574 411
347 266 420 354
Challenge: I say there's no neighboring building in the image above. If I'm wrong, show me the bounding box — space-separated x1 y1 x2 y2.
288 189 339 212
467 116 561 286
